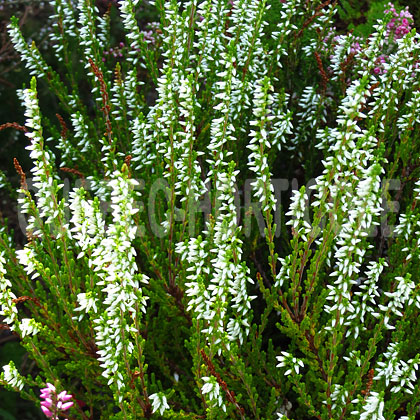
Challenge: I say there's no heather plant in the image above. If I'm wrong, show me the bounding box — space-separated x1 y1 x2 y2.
0 1 420 419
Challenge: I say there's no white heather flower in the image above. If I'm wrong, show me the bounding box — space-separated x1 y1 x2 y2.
396 90 420 132
247 77 277 213
225 0 270 119
286 187 312 237
49 0 77 41
330 34 360 81
110 68 143 123
292 85 329 147
201 376 225 412
8 18 50 78
49 0 78 63
175 76 206 202
390 358 419 394
300 2 336 58
415 179 420 202
96 9 110 49
133 70 175 179
193 0 231 79
149 392 170 415
15 247 41 280
276 399 293 418
327 384 349 411
346 260 387 338
374 342 400 385
179 168 255 352
76 171 148 393
275 256 291 288
0 252 18 326
270 0 302 67
20 80 68 239
286 188 308 221
324 164 383 329
69 188 105 258
73 292 99 321
71 111 91 154
276 352 304 376
270 91 293 151
375 344 419 395
119 0 146 66
367 31 420 135
77 0 100 71
19 318 41 338
131 114 156 171
357 392 385 420
0 170 9 190
394 213 414 241
1 361 24 391
133 0 193 181
206 51 237 178
206 169 255 349
379 274 416 322
178 236 211 316
124 69 143 118
0 252 10 286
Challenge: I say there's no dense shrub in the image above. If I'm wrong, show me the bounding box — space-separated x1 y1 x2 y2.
0 1 419 419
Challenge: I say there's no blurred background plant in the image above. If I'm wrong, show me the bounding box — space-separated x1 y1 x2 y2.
335 0 419 36
0 1 51 168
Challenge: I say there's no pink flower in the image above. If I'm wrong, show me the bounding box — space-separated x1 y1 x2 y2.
46 383 56 392
40 384 74 418
41 399 53 408
385 3 413 39
41 405 53 418
57 391 73 402
61 402 74 411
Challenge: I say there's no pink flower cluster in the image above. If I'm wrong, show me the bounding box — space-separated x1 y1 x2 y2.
372 4 414 75
374 54 387 75
40 383 74 419
141 22 160 45
385 2 413 40
103 42 126 61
